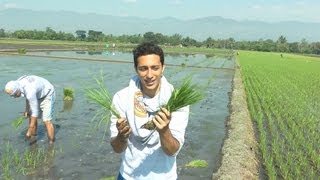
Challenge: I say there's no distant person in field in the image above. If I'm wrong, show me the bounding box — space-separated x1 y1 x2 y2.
110 42 190 180
4 75 56 144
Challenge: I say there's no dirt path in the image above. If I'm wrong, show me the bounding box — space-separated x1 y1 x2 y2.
212 61 260 180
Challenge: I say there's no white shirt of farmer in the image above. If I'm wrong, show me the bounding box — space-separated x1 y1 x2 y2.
17 75 54 117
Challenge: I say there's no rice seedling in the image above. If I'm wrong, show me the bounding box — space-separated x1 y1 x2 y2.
63 87 74 101
0 141 61 178
17 48 27 54
185 159 208 168
12 116 26 129
85 72 121 122
141 77 204 130
165 77 204 112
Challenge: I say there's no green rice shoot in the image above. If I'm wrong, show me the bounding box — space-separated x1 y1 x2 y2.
12 116 25 129
165 77 204 112
141 77 205 130
85 73 121 120
185 159 208 168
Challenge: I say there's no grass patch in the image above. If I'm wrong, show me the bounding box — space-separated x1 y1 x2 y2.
185 159 209 168
99 177 115 180
17 48 26 54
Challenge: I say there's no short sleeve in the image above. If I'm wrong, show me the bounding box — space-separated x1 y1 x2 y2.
168 105 189 156
109 89 128 138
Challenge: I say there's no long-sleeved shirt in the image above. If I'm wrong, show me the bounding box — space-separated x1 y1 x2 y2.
17 75 54 117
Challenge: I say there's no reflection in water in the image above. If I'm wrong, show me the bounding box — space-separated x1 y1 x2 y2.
63 100 74 112
75 50 116 56
88 51 103 55
76 51 86 54
205 54 215 58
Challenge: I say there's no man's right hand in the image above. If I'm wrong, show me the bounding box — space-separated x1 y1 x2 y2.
23 111 29 118
116 118 131 142
111 118 132 153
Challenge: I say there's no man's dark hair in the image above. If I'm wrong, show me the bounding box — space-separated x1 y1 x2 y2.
133 42 164 69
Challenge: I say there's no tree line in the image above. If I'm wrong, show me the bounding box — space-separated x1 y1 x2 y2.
0 27 319 55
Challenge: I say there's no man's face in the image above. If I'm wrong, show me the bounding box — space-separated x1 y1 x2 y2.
136 54 164 97
5 89 21 98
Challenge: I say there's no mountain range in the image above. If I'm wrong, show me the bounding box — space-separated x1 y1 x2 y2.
1 8 320 42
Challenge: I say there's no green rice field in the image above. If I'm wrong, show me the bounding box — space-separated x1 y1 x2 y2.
238 51 320 179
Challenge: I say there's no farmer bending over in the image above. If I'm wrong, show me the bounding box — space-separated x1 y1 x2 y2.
4 75 55 144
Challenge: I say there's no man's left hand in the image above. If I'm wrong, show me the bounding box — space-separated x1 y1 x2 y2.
153 107 171 131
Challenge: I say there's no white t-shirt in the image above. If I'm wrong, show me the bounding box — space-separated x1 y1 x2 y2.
110 85 189 180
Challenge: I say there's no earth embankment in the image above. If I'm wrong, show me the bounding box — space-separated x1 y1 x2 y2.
212 62 260 180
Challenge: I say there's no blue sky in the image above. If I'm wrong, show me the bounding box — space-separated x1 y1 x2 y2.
0 0 319 22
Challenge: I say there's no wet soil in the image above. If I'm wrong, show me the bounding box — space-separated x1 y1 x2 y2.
212 62 260 180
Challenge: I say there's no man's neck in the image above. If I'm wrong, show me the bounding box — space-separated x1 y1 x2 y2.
142 84 161 98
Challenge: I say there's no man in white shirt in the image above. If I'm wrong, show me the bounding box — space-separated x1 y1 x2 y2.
110 42 189 180
5 75 55 144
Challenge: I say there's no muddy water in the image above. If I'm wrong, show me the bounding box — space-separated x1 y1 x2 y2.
0 51 234 179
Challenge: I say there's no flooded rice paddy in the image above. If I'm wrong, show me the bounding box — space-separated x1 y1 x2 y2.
0 51 234 179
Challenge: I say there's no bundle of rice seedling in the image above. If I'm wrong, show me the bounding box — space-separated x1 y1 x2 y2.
141 77 204 130
85 74 121 121
12 116 25 129
185 159 209 168
63 87 74 101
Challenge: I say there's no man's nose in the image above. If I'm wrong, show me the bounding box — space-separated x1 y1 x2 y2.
146 69 153 78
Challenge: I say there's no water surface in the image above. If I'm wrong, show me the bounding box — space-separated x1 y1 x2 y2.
0 52 234 179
